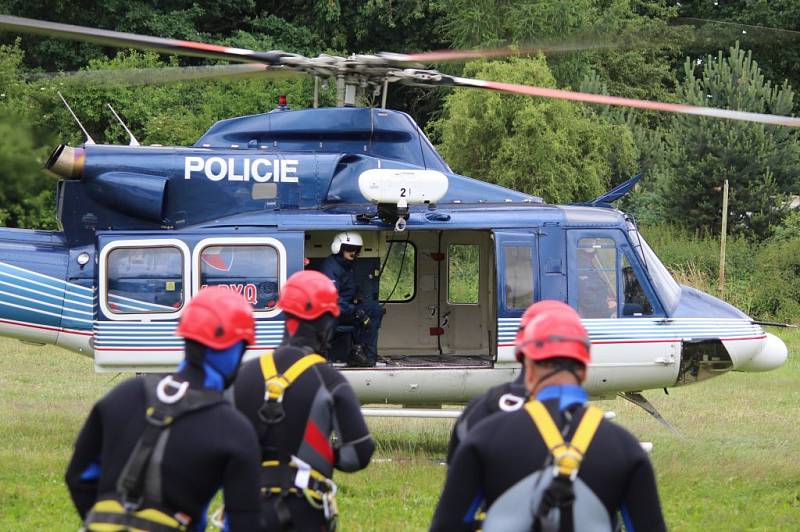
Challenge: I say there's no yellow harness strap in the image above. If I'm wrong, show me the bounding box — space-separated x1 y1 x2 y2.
259 352 326 401
86 499 186 531
525 400 604 479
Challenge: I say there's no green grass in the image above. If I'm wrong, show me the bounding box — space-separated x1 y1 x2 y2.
1 332 799 531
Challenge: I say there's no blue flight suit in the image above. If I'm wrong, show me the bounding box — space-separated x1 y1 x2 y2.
319 253 383 362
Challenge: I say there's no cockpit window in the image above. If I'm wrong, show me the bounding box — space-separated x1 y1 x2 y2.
622 255 654 316
576 238 618 319
639 236 681 312
626 221 681 313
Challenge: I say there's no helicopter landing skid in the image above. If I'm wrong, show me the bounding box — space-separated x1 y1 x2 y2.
618 391 680 435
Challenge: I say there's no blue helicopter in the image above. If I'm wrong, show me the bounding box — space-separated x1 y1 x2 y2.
0 15 792 424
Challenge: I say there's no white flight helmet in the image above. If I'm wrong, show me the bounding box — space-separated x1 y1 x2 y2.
331 232 363 254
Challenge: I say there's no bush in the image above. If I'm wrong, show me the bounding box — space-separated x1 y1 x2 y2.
639 224 799 321
749 239 800 323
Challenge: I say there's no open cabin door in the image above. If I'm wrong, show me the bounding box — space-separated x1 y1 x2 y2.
94 231 303 371
494 230 539 364
439 231 495 358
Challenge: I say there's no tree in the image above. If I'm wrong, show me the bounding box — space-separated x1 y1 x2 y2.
439 0 690 104
429 57 638 203
0 42 58 228
656 44 800 239
678 1 800 103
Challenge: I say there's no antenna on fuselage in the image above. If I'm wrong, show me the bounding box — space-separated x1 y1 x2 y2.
57 91 95 145
106 103 140 146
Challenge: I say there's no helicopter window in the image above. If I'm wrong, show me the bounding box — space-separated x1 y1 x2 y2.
106 246 184 313
379 241 416 302
576 238 618 319
622 255 654 316
198 245 279 310
448 244 479 304
638 235 681 312
504 245 535 310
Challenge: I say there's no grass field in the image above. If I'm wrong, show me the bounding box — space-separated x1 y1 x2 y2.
1 332 799 531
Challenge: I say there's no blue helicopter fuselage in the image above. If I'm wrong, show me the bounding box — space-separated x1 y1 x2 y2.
0 106 786 403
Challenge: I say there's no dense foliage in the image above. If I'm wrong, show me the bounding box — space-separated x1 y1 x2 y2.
1 1 800 316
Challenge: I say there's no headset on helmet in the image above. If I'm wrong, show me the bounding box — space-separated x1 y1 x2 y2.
519 305 591 366
331 231 363 254
278 270 340 320
176 286 256 350
515 300 573 362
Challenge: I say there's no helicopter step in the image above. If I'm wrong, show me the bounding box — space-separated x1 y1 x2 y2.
618 391 680 434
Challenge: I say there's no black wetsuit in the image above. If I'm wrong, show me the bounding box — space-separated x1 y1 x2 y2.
446 371 526 464
431 385 665 532
233 332 375 531
65 365 261 531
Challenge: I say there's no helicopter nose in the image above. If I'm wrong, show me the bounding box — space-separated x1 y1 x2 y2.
735 332 788 372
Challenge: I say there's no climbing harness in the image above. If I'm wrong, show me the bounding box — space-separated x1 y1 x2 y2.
84 374 223 532
257 351 339 531
525 400 604 532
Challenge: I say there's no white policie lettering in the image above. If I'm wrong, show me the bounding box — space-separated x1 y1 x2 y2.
184 156 299 183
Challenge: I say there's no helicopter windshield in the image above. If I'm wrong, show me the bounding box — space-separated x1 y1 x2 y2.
627 227 681 313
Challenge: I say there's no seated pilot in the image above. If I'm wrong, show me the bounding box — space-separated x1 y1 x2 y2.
320 232 384 367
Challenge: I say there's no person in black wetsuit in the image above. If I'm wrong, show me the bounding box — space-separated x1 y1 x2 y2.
319 231 383 366
431 301 665 532
233 269 375 531
446 300 567 464
65 287 261 532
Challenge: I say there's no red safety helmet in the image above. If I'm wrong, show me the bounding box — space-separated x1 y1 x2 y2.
278 270 340 320
515 300 572 361
519 305 591 366
176 286 256 349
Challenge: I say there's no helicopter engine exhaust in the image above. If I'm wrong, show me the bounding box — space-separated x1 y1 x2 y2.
45 144 84 179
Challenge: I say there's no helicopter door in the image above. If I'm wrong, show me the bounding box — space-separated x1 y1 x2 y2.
95 237 191 369
494 230 539 363
440 231 494 357
95 233 299 371
191 235 298 358
566 229 679 392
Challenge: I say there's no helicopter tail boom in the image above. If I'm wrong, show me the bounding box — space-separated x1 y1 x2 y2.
0 228 85 349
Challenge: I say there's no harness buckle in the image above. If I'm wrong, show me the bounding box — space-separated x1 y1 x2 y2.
552 446 582 481
265 376 289 403
121 495 143 513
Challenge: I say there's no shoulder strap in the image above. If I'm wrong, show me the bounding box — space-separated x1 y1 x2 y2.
259 351 326 401
116 375 223 508
524 400 603 479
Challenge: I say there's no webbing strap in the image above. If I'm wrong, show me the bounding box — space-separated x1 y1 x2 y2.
259 352 326 401
86 499 185 531
116 375 223 510
525 401 603 478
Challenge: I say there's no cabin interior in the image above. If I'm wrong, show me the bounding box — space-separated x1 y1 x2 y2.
305 230 496 367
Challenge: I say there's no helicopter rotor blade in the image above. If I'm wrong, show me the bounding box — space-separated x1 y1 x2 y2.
380 40 621 65
33 63 303 87
0 15 294 65
441 76 800 128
